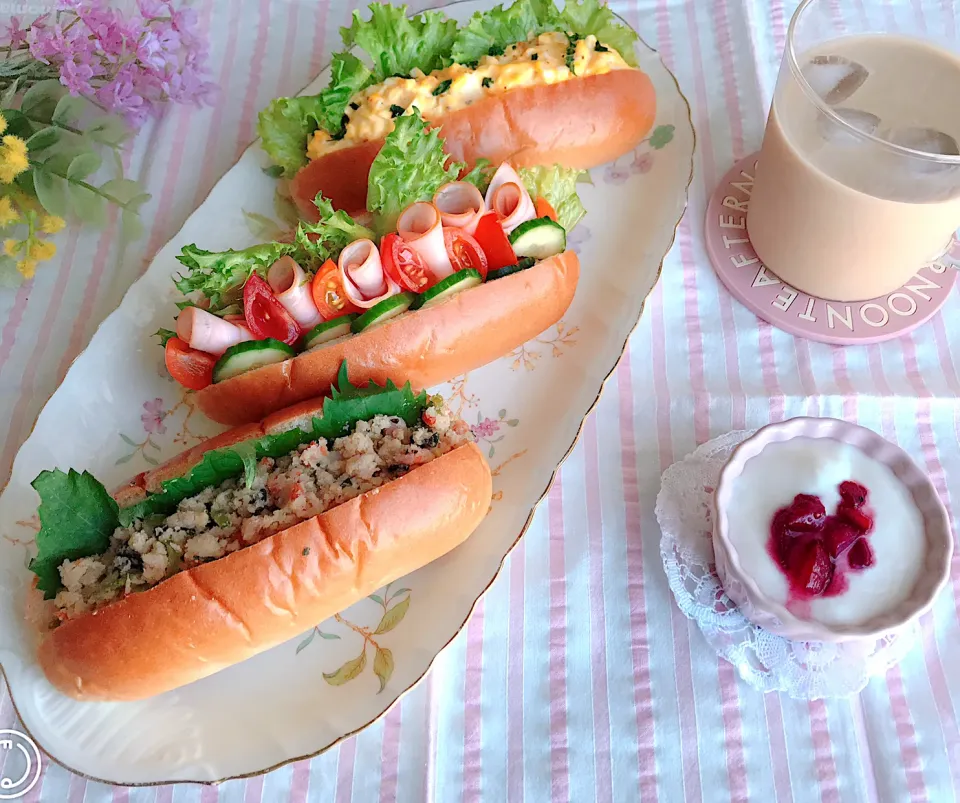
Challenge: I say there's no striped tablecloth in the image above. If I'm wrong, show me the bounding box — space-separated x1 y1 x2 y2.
2 1 960 800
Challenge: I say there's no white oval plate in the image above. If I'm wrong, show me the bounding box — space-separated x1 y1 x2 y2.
0 1 693 785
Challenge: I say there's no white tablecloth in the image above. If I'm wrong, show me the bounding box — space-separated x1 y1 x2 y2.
2 1 959 800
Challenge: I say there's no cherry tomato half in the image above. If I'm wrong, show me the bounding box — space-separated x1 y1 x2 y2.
443 227 488 280
311 258 362 319
472 211 517 271
243 274 301 345
380 233 433 292
535 196 558 222
165 337 216 391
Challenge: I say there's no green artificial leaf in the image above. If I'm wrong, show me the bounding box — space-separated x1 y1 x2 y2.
86 115 130 146
121 208 144 240
32 168 68 217
0 109 35 140
341 3 457 82
559 0 639 66
461 158 495 195
51 93 86 125
518 164 587 232
25 126 61 153
323 650 367 685
373 595 410 634
68 183 107 226
28 469 120 599
366 110 463 234
373 646 394 693
297 196 375 262
0 256 24 288
99 177 146 205
66 151 102 181
0 77 20 109
648 124 674 150
450 0 559 64
173 241 299 310
20 79 66 124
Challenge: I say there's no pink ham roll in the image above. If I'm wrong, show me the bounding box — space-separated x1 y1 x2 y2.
176 307 253 356
267 255 322 329
338 239 398 309
398 202 453 281
433 182 485 235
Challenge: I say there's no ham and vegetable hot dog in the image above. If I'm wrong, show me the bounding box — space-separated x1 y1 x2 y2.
28 367 492 701
162 113 583 426
257 0 656 219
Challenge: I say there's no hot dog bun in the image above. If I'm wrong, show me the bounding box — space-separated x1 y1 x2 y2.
196 249 579 426
37 419 492 701
292 69 656 220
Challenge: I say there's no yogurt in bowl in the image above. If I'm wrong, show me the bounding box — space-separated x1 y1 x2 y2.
713 418 953 642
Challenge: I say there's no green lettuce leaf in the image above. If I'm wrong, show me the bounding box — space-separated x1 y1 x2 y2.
450 0 559 65
519 164 588 232
29 470 120 599
341 3 458 82
173 242 301 312
154 328 176 347
559 0 638 67
461 158 495 195
367 110 463 234
121 363 427 525
258 55 373 177
296 196 376 263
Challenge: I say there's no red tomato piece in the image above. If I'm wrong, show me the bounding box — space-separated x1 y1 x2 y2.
243 274 301 345
311 258 361 319
443 227 488 280
165 337 216 391
380 233 433 292
472 211 517 272
535 196 558 221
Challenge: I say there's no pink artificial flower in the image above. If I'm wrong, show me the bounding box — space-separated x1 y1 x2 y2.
141 398 167 434
4 17 27 49
472 418 501 439
60 56 96 95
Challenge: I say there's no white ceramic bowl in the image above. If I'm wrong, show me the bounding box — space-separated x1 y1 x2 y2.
713 417 953 642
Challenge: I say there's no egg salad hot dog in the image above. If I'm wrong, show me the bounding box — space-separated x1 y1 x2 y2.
27 367 492 701
162 113 583 426
257 0 656 220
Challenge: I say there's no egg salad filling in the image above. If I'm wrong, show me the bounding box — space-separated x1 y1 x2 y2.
307 33 630 161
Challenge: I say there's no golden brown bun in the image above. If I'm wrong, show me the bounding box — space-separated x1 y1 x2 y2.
292 69 656 220
196 250 580 426
38 442 491 701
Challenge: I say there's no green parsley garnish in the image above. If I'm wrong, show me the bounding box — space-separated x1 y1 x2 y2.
432 79 452 96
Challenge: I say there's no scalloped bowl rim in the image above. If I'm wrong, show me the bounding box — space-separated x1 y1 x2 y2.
713 417 954 642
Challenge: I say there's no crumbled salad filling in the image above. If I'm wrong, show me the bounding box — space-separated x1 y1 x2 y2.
54 402 472 619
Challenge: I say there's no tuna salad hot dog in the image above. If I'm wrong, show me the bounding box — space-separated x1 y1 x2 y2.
257 0 656 219
161 113 583 426
27 367 492 701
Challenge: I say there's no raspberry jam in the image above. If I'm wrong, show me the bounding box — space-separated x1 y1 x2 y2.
768 481 875 603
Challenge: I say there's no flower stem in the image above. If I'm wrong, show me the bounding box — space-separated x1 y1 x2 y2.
28 160 139 211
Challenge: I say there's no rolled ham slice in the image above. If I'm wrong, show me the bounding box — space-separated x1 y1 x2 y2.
177 307 253 357
433 182 485 235
338 239 398 309
484 162 536 234
267 255 322 329
398 202 454 281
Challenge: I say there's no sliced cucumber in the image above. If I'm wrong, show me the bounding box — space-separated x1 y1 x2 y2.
487 257 536 282
351 292 417 333
412 269 483 310
213 338 296 383
302 314 358 350
508 217 566 259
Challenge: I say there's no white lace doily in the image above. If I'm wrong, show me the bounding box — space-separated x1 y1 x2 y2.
656 430 916 700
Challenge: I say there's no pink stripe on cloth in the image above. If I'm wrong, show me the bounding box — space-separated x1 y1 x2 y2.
290 758 311 802
506 540 526 803
200 783 219 802
235 0 273 153
758 321 785 421
807 699 840 803
762 694 795 803
155 785 173 803
111 787 129 803
244 774 264 802
717 659 748 801
310 1 333 76
712 0 747 158
461 596 485 802
619 348 658 803
677 218 709 444
66 773 86 803
0 280 32 376
584 416 613 802
885 667 928 802
378 705 403 803
275 1 300 95
547 480 570 803
771 0 787 54
335 737 357 803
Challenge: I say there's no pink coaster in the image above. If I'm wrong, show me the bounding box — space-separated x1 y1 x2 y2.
705 152 957 346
